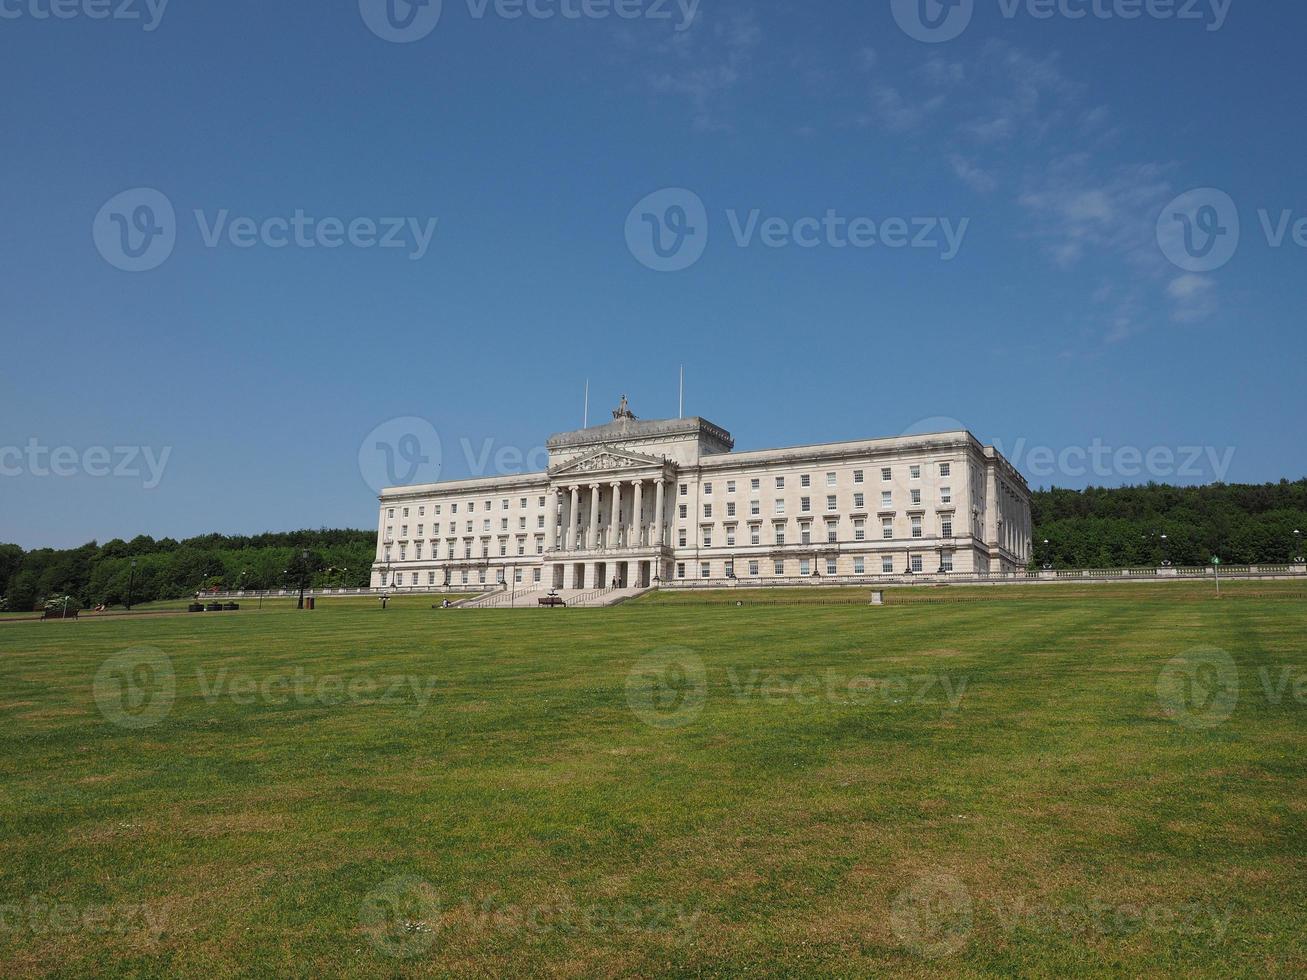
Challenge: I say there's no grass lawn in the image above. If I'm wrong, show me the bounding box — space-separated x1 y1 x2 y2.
0 582 1303 976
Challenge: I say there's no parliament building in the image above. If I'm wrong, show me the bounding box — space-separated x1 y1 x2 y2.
371 399 1032 591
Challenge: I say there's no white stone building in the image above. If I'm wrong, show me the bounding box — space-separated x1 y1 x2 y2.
371 399 1032 591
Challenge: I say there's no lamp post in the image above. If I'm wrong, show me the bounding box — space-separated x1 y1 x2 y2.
1294 529 1302 563
297 548 309 610
1042 539 1052 571
1160 533 1171 567
125 559 137 611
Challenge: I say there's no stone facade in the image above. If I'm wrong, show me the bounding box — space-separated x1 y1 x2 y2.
371 400 1033 590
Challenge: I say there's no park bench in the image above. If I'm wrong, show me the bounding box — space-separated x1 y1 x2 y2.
538 596 566 608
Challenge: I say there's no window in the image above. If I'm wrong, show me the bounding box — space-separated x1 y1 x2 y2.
940 486 952 505
434 504 441 514
451 503 458 514
882 491 893 508
533 568 542 583
854 557 865 574
774 499 786 515
724 560 734 578
402 507 409 518
912 516 923 538
417 524 424 536
465 520 473 533
401 524 408 537
910 465 921 479
414 543 422 559
911 555 924 573
940 462 951 478
882 467 892 482
514 568 523 584
800 559 810 576
941 517 954 538
750 525 761 546
751 478 761 491
826 495 837 512
679 504 688 519
703 504 713 518
418 506 425 517
883 517 894 539
700 562 710 578
882 556 894 573
800 525 811 545
853 492 865 509
517 539 526 556
680 484 688 496
468 501 475 512
750 500 761 516
748 560 760 576
676 563 686 579
703 482 713 495
826 522 838 543
774 560 785 576
428 571 436 584
387 508 394 518
461 570 469 585
502 499 509 511
941 551 954 573
800 474 811 488
399 546 406 560
702 529 712 547
801 496 812 513
727 502 736 517
854 519 866 541
726 528 736 546
911 489 922 506
775 526 786 546
501 518 509 530
678 530 688 547
826 558 838 575
826 472 837 487
776 476 785 489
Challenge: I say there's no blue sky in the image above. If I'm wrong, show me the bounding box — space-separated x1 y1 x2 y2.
2 0 1304 549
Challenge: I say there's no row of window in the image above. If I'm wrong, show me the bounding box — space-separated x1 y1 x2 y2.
682 514 955 548
386 535 548 563
676 552 954 578
684 486 952 520
389 514 548 539
387 496 548 521
684 462 952 498
388 567 547 588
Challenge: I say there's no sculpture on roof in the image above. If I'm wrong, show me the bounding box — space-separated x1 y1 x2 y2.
612 395 637 422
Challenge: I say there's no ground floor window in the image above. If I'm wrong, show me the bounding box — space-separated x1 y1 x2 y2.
700 562 711 578
532 568 541 583
461 571 469 584
724 560 734 578
800 559 810 576
774 560 785 575
911 555 923 573
941 551 954 573
749 560 759 576
428 571 436 584
854 557 865 574
514 569 523 583
882 556 894 573
677 563 686 579
826 558 837 575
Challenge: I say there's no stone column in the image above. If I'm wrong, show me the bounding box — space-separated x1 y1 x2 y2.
654 479 666 550
548 489 561 551
587 484 600 549
632 480 645 548
985 465 999 548
610 481 623 549
567 486 579 551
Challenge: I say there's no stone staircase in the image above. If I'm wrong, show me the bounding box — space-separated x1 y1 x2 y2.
456 585 655 610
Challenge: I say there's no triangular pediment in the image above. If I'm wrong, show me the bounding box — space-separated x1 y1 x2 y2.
550 445 665 477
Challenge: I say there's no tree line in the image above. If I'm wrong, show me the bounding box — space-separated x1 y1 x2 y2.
1 480 1304 609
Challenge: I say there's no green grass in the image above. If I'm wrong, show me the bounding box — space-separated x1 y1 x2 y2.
0 582 1303 976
